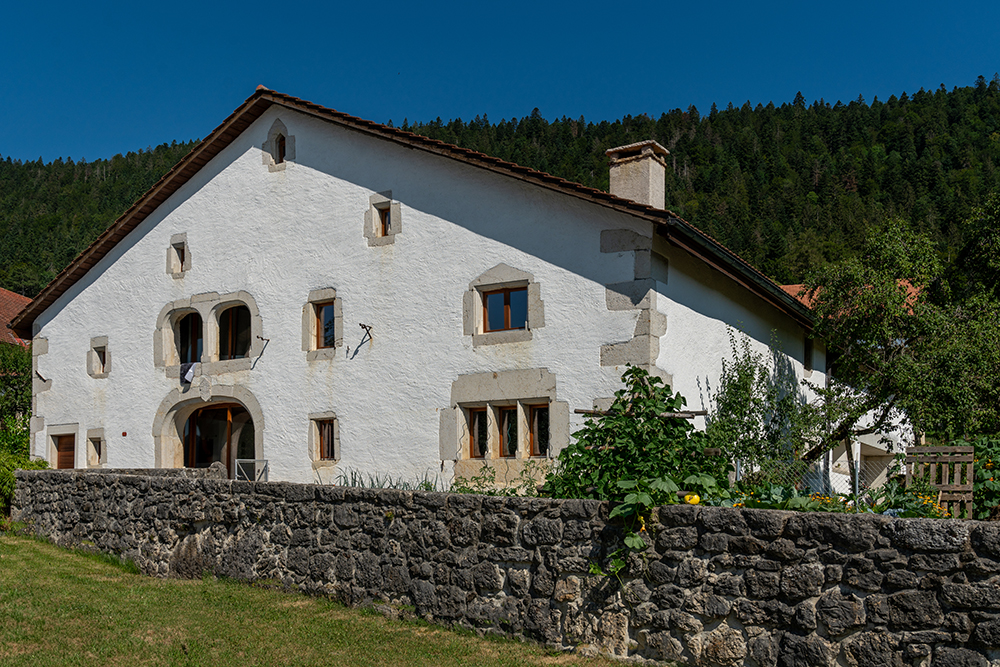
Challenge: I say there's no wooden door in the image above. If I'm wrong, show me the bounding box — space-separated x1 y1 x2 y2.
55 435 75 469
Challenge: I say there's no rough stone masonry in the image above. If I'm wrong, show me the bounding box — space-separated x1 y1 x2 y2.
13 469 1000 667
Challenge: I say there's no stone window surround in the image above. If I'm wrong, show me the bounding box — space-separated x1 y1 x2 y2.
47 422 79 469
302 288 343 361
86 428 106 468
29 337 50 457
439 368 568 461
262 118 295 172
309 411 340 469
87 336 110 379
364 191 402 246
462 264 544 347
166 232 191 278
154 291 264 378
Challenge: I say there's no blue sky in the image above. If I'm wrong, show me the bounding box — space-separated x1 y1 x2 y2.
4 0 999 163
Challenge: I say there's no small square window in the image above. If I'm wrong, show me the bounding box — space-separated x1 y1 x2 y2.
167 233 190 277
88 337 110 379
365 192 402 246
469 408 488 459
483 287 528 332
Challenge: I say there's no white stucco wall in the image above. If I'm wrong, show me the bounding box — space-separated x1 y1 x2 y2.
31 106 658 483
652 243 827 430
31 105 824 484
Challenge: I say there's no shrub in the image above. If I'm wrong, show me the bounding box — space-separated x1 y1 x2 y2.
542 365 730 503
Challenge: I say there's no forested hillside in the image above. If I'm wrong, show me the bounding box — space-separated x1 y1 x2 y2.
402 75 1000 283
0 141 197 296
3 75 1000 297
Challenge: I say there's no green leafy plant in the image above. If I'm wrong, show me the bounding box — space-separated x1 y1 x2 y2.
971 436 1000 519
450 460 548 497
0 413 47 516
542 365 730 503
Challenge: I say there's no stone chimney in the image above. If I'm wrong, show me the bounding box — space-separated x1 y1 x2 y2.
605 140 670 209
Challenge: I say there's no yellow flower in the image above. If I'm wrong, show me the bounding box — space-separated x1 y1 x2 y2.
684 494 701 505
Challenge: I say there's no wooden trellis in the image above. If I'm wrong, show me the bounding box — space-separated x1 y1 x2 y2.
905 446 974 518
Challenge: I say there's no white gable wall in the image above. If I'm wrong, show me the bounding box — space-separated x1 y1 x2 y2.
32 106 656 483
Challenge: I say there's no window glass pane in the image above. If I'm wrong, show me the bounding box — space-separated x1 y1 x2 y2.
500 407 517 457
471 410 487 458
220 306 251 360
508 288 528 329
532 407 549 457
485 292 506 331
178 313 202 364
235 307 251 357
319 303 337 348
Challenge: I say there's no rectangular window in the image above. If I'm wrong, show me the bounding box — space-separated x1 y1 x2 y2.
316 302 337 349
469 408 488 458
318 420 337 460
379 207 391 236
174 243 185 269
94 347 107 374
499 407 518 458
529 405 549 457
219 306 251 360
483 287 528 332
804 336 814 374
178 313 203 364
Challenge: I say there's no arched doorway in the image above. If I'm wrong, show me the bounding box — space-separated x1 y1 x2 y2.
182 403 254 477
152 385 265 478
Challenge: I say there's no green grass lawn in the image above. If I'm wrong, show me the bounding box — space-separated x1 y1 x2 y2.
0 534 616 667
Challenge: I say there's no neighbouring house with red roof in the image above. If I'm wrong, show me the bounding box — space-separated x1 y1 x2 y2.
1 288 31 348
10 88 827 482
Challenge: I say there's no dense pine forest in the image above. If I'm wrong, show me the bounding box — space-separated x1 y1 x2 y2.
0 141 198 296
3 75 1000 297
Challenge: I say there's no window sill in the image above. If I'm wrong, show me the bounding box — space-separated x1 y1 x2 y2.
472 329 533 347
306 347 340 361
88 372 109 380
367 235 396 247
312 459 338 469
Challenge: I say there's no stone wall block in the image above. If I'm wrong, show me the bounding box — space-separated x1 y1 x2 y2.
887 590 944 630
891 519 970 553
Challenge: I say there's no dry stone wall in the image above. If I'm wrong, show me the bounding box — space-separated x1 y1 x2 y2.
13 469 1000 667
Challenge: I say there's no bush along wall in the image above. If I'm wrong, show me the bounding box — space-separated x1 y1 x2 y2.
13 469 1000 667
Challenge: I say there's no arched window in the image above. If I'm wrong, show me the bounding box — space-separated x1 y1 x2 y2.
219 305 251 360
275 134 286 164
177 313 203 364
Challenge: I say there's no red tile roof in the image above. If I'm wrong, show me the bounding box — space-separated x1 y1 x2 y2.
9 89 815 338
0 287 31 347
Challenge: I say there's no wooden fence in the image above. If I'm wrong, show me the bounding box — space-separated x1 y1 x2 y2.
905 445 974 518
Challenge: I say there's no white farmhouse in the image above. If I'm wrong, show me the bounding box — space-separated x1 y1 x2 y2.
10 88 825 484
